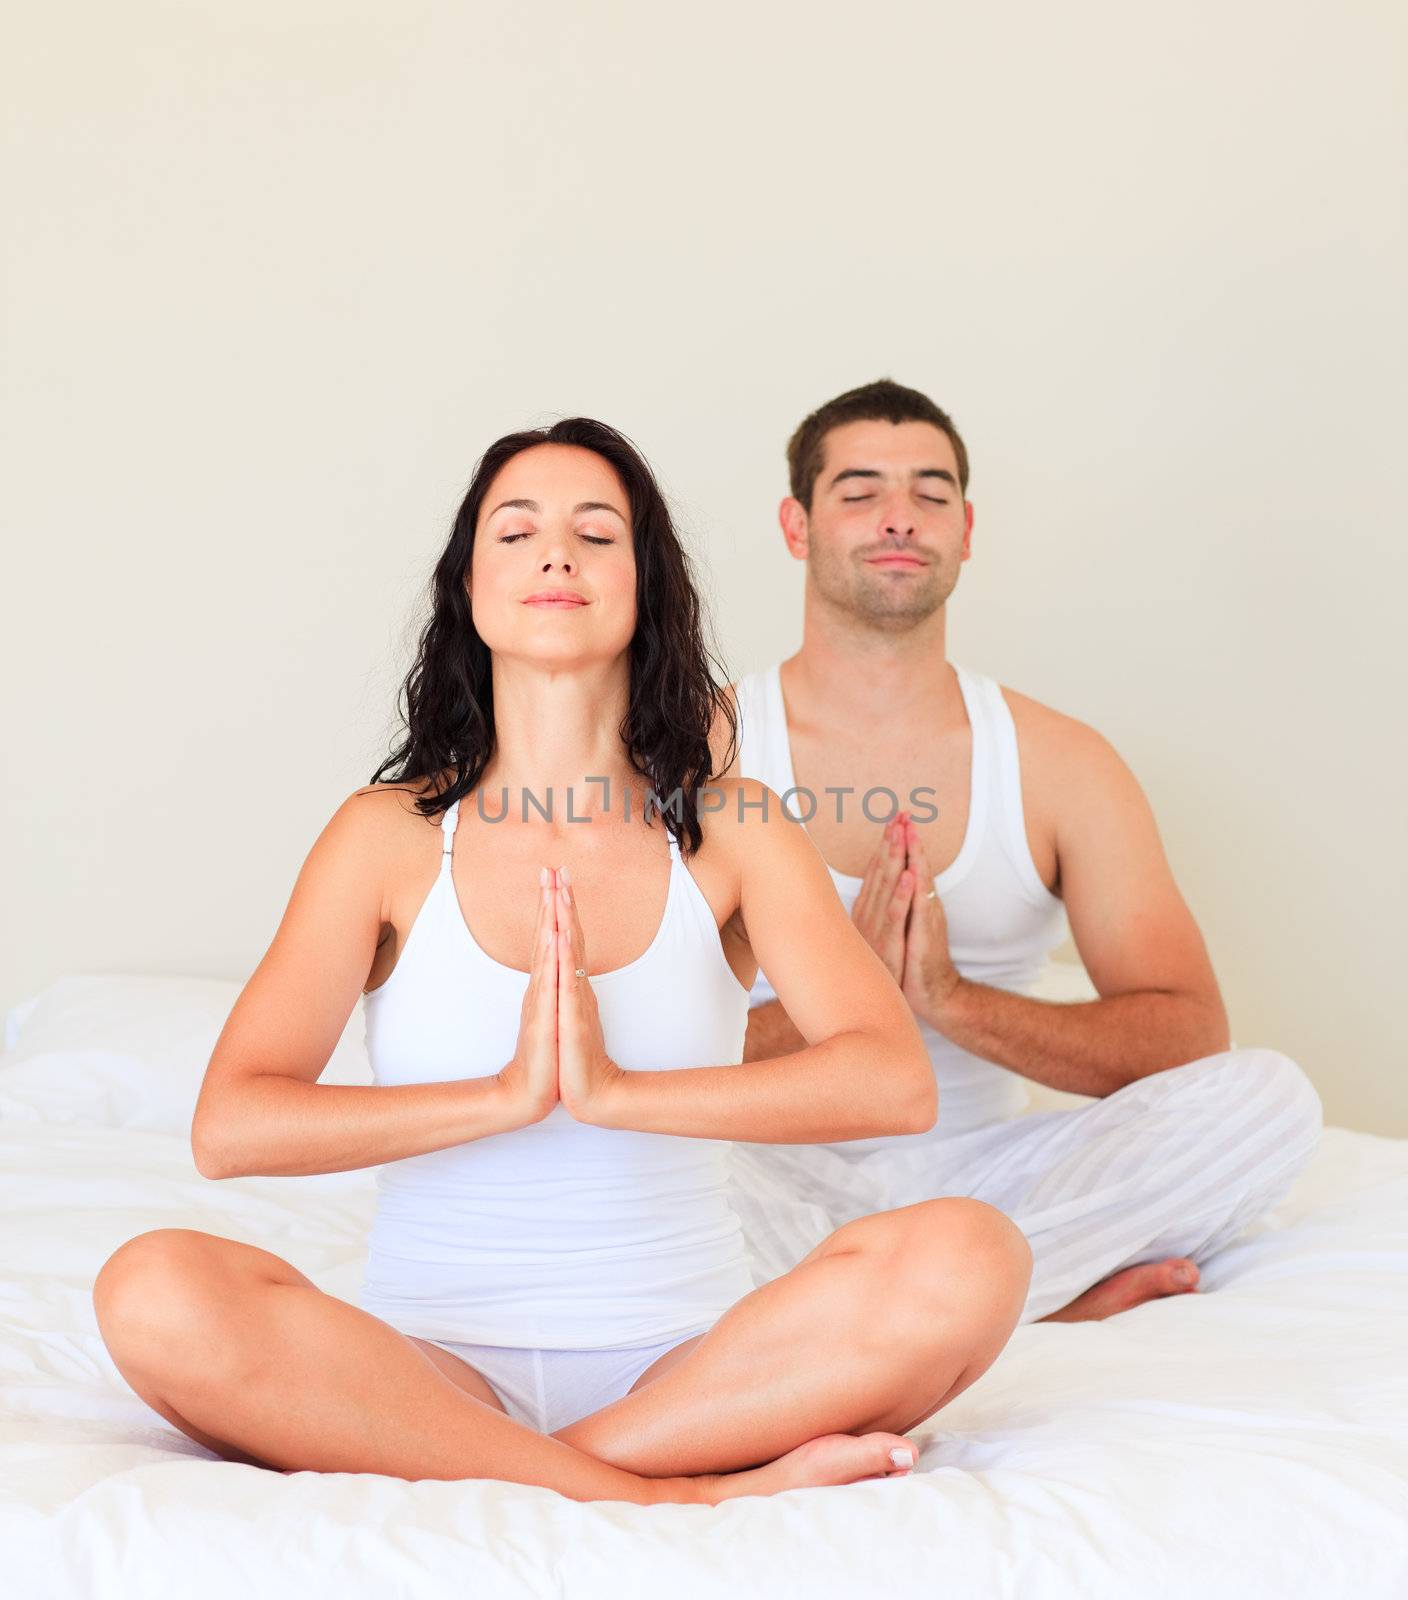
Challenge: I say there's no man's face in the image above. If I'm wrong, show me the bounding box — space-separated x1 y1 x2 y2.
786 418 973 627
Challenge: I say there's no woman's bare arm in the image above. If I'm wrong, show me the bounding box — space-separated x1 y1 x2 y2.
587 780 936 1143
191 789 524 1179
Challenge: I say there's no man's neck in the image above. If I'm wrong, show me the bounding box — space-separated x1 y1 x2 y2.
783 607 962 734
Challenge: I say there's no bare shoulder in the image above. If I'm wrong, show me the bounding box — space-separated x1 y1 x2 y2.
328 778 449 907
698 774 805 856
700 774 818 944
344 776 444 839
996 682 1141 798
689 772 754 886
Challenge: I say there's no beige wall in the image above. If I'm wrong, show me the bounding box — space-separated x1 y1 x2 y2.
3 2 1403 1133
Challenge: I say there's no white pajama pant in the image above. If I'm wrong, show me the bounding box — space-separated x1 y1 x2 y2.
726 1047 1324 1324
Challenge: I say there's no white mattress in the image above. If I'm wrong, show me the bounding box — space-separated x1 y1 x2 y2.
3 972 1406 1599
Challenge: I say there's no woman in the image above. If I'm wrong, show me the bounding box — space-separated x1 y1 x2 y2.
91 417 1032 1507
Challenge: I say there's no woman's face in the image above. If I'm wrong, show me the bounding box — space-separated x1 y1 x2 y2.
470 443 637 669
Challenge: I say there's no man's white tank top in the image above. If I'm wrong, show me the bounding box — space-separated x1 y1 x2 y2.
731 660 1070 1148
355 798 757 1350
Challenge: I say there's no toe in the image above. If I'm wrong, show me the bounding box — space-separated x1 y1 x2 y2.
1167 1258 1199 1290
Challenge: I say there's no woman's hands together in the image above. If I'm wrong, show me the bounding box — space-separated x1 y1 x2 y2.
497 866 627 1126
552 867 627 1121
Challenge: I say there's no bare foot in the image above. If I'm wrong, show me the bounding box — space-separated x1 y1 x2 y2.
694 1432 919 1504
1037 1256 1200 1323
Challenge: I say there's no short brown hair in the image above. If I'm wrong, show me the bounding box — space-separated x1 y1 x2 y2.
786 378 970 511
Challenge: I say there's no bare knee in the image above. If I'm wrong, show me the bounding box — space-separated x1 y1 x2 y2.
914 1197 1030 1273
846 1198 1033 1326
95 1228 232 1308
838 1196 1029 1260
93 1229 250 1379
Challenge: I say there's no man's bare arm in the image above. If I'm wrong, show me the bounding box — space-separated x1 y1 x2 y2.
922 705 1230 1096
750 970 1223 1097
742 997 807 1062
924 984 1227 1098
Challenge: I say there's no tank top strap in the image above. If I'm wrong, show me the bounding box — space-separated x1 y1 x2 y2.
439 797 462 872
954 664 997 818
968 671 1056 906
729 666 791 795
968 672 1019 831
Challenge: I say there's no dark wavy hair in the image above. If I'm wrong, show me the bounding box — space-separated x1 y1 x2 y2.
368 417 739 858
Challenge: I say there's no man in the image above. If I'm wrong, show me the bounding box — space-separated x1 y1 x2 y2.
712 377 1322 1325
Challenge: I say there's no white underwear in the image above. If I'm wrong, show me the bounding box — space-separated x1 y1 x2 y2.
422 1325 713 1434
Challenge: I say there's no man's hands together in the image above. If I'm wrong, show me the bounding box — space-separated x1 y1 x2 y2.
851 811 963 1030
495 866 627 1127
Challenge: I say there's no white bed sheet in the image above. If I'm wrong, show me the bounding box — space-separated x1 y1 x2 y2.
2 973 1405 1599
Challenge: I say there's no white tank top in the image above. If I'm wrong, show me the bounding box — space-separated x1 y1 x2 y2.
355 797 757 1349
731 660 1069 1147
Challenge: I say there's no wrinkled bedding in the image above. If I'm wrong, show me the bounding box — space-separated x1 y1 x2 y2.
2 972 1405 1599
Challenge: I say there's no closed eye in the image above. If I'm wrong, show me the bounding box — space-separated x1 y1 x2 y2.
841 493 947 505
500 532 616 544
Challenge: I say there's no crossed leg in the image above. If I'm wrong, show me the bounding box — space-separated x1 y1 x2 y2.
550 1196 1033 1476
92 1226 697 1500
92 1195 1030 1495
